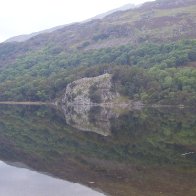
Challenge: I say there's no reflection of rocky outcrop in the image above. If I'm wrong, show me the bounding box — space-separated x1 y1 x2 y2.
62 73 119 105
62 105 120 136
0 105 196 196
61 73 128 136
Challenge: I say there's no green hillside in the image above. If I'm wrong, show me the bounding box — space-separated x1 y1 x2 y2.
0 0 196 104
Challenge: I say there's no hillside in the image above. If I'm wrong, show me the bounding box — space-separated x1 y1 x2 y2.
4 25 67 43
90 3 136 20
0 0 195 104
1 0 196 65
4 4 135 43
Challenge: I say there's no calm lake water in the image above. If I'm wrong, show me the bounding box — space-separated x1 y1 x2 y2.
0 104 195 196
0 161 104 196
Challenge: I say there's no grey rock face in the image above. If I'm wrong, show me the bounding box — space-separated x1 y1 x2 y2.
62 73 119 106
61 73 121 136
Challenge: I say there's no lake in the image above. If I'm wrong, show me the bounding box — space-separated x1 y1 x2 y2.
0 104 195 196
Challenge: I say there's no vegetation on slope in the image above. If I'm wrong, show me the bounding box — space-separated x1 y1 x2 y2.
0 40 195 104
0 0 195 104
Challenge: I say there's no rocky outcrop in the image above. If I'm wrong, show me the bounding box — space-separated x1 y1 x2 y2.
62 73 119 106
61 73 122 136
60 73 142 136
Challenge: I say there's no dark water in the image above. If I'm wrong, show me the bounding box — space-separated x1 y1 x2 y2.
0 104 195 196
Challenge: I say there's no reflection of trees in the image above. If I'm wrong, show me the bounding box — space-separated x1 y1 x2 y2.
0 105 195 167
0 105 195 196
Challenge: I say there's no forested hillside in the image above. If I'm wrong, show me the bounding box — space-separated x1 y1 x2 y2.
0 0 196 105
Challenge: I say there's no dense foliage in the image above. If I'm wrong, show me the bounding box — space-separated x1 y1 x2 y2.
0 39 195 104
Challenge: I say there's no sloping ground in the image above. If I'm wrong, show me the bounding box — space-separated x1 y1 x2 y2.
0 0 195 103
0 0 196 68
28 0 196 50
4 4 136 43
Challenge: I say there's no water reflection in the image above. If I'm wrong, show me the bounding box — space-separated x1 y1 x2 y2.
0 104 195 196
0 161 104 196
62 104 123 136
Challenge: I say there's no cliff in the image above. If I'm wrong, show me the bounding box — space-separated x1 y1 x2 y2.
62 73 120 106
61 74 127 136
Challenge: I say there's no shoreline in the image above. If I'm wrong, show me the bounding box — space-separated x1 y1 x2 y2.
0 101 187 109
0 101 52 105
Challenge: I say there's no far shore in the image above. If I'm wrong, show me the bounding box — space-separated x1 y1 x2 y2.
0 101 188 109
0 101 52 105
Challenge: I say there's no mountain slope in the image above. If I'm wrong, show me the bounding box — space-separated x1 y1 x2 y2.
4 25 66 43
4 4 135 43
90 3 136 20
0 0 195 104
32 0 195 49
0 0 195 67
1 0 196 66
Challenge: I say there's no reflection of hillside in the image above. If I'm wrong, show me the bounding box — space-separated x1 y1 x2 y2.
62 105 121 136
0 105 195 196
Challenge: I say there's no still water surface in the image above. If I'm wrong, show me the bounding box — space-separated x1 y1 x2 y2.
0 104 195 196
0 161 104 196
